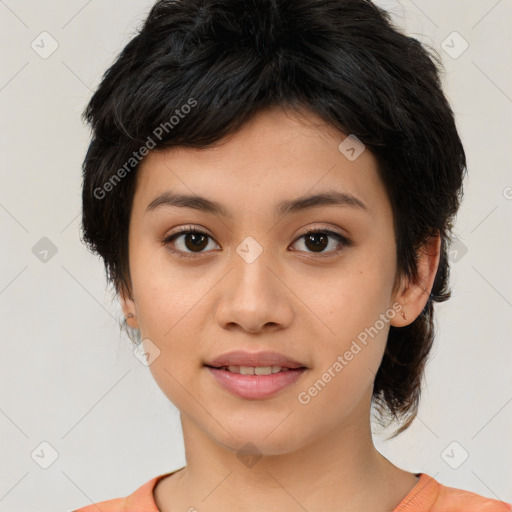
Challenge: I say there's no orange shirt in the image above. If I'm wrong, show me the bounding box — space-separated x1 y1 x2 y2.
72 470 512 512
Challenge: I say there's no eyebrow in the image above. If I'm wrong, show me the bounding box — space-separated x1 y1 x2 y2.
145 189 369 218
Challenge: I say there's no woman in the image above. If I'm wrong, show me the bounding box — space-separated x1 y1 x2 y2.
73 0 511 510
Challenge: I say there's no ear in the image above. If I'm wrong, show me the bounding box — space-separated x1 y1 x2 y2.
119 283 139 330
389 232 441 327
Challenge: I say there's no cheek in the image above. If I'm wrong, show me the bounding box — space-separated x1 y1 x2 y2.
296 271 393 421
130 241 206 338
297 249 394 396
307 252 395 346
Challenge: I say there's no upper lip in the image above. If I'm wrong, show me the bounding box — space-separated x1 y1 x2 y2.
205 350 307 369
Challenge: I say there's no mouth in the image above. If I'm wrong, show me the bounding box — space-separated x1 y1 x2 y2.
204 364 307 375
203 350 309 399
204 349 308 371
203 364 308 400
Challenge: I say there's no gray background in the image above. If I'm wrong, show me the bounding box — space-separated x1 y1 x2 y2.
0 0 511 510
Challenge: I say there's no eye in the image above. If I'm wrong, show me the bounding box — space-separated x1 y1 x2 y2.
162 225 219 258
162 225 351 259
290 227 351 257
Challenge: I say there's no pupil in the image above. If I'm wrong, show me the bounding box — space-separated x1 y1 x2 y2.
306 233 327 252
186 233 208 251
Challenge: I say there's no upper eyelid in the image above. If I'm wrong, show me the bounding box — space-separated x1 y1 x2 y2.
165 224 347 241
294 224 346 238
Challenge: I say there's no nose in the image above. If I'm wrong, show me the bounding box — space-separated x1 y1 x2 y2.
213 247 294 335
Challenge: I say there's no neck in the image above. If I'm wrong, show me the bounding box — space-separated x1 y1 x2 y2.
155 399 418 511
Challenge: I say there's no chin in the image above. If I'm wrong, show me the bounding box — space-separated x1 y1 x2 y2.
210 420 307 458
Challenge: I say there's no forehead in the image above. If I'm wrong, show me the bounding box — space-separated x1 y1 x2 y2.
133 107 390 221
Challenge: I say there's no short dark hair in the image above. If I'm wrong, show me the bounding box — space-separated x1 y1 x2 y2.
80 0 466 437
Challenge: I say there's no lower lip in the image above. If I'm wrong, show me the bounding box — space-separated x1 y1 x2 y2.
206 366 307 399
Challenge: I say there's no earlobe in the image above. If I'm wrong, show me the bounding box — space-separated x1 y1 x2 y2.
389 233 441 327
119 288 139 329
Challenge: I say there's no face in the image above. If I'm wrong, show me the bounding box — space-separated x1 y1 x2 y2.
123 106 403 455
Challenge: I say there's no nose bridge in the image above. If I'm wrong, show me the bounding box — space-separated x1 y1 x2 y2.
231 235 276 304
214 234 292 332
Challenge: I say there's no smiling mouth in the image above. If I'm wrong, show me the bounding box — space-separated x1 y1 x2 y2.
204 364 307 375
204 363 308 400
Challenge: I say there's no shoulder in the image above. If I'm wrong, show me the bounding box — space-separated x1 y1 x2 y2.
72 495 127 512
434 479 512 512
71 471 178 512
394 473 512 512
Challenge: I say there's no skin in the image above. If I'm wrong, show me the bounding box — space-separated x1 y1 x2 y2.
120 105 440 512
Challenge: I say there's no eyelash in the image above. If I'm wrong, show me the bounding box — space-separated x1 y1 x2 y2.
162 225 351 260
